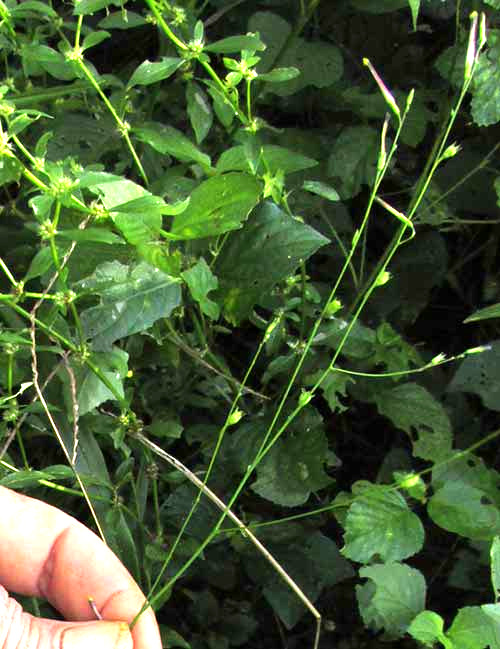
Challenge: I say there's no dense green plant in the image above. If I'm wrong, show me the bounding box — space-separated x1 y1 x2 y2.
1 0 500 648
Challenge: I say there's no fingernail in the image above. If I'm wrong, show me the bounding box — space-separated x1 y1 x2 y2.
62 622 132 649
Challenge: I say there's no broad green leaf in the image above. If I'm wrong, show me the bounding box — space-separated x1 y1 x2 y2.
204 34 264 53
171 172 262 239
342 484 424 563
0 156 22 187
407 0 420 30
135 242 182 276
10 2 58 18
447 606 498 649
408 611 452 649
357 562 426 636
431 452 500 506
328 126 379 198
491 536 500 601
60 347 128 416
74 0 120 14
448 341 500 412
215 202 329 324
435 42 467 88
133 122 211 167
374 383 452 462
258 67 300 82
481 604 500 646
314 318 376 360
186 82 213 145
485 0 500 6
127 57 183 87
182 258 220 320
56 228 124 245
24 246 54 281
251 410 332 507
113 212 161 245
20 44 77 81
81 30 110 51
464 302 500 323
471 31 500 127
98 10 146 29
248 12 342 96
302 180 340 201
103 507 140 582
244 532 353 629
78 261 182 350
217 145 317 175
428 480 500 540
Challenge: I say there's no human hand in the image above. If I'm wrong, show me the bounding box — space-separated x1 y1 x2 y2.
0 486 162 649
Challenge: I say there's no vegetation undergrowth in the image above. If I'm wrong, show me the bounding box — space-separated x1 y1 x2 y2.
1 1 500 648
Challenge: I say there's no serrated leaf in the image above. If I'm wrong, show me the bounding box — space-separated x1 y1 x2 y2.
133 122 211 167
448 341 500 412
215 202 329 324
328 126 379 198
128 57 182 87
204 34 264 53
171 172 262 240
374 383 452 461
78 261 182 350
245 532 353 629
217 144 317 175
357 562 426 636
428 480 500 540
408 611 451 649
186 82 213 145
472 31 500 127
464 302 500 323
251 415 332 507
342 485 424 563
182 258 220 320
62 347 128 416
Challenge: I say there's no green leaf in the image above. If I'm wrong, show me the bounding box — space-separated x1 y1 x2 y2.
56 228 124 245
133 122 211 167
302 180 340 201
258 67 300 82
328 126 379 198
306 369 353 414
217 144 317 175
464 302 500 323
407 0 420 30
20 44 77 81
447 606 498 649
98 10 146 29
81 30 110 51
182 258 220 320
61 347 128 416
448 341 500 412
113 212 162 246
408 611 452 649
24 246 54 282
73 0 120 14
374 383 452 462
78 261 182 350
186 82 213 145
0 465 73 489
0 156 22 187
428 480 500 540
10 2 58 19
245 532 353 629
171 172 262 240
342 484 424 563
471 31 500 127
491 536 500 601
215 202 329 323
204 34 264 53
103 507 141 582
357 562 426 636
251 409 332 507
127 57 183 87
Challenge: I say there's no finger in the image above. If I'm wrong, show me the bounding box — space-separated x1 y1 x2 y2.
0 585 132 649
0 487 161 649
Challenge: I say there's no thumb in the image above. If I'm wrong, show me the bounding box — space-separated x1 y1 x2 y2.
0 587 133 649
